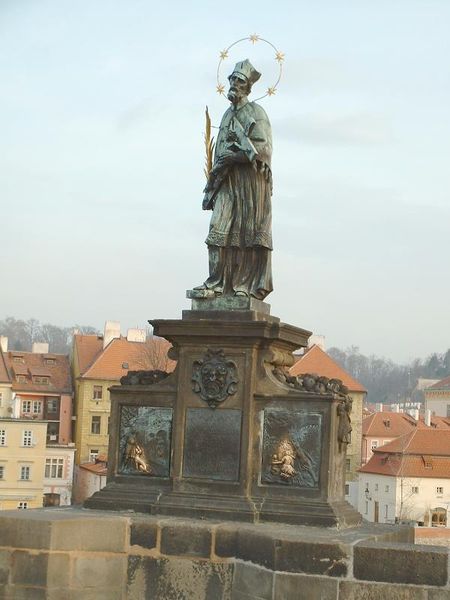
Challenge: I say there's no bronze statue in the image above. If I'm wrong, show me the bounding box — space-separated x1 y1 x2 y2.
196 59 273 300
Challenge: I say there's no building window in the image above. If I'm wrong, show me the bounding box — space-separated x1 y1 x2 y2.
17 502 28 509
45 458 64 479
93 386 103 400
345 458 351 472
412 486 419 494
33 400 42 414
371 440 378 451
364 501 368 515
0 465 4 479
34 376 49 385
47 398 58 413
384 504 389 519
345 484 349 496
431 508 447 527
20 466 30 480
22 400 31 414
89 449 99 462
0 392 3 407
45 358 55 365
375 483 379 491
436 487 444 496
17 375 27 383
385 485 390 493
13 356 24 363
22 430 32 447
47 422 59 443
91 416 101 434
0 430 6 446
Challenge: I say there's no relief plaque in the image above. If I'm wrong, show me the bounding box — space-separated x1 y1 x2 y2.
183 408 241 481
118 406 173 477
261 409 322 488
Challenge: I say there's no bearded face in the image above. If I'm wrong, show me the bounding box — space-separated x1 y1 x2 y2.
227 74 250 104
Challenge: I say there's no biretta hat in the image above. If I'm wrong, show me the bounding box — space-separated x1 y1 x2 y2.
228 59 261 86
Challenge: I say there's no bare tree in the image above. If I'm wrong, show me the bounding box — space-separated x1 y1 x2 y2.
134 335 176 372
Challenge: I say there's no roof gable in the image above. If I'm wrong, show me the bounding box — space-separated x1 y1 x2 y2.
428 375 450 391
289 345 366 392
362 411 416 437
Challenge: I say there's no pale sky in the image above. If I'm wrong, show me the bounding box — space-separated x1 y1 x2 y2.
1 0 449 363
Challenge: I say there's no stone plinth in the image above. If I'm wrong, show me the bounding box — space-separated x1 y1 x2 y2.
86 306 361 528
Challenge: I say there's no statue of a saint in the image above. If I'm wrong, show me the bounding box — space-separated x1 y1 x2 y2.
196 59 273 300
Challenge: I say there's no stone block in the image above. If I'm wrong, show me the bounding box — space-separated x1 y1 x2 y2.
68 590 124 600
51 515 128 553
428 592 450 600
160 523 212 558
47 553 71 589
339 580 427 599
127 555 234 600
0 512 52 550
231 591 263 600
130 519 158 549
274 539 349 576
72 555 126 590
354 541 448 586
0 585 47 599
0 550 11 585
274 572 338 600
215 525 239 558
11 551 48 587
235 530 277 570
232 562 273 599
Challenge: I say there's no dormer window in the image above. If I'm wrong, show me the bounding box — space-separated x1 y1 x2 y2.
34 376 49 385
383 419 391 428
17 375 27 383
45 358 55 365
13 355 24 363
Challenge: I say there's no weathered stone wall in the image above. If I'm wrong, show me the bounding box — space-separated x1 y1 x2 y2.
0 509 448 599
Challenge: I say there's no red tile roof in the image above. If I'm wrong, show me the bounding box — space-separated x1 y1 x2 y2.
4 351 72 394
362 411 416 437
79 462 108 476
360 429 450 478
74 334 176 381
428 375 450 391
290 345 366 393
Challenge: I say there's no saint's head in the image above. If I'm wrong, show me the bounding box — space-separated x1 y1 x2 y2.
227 59 261 104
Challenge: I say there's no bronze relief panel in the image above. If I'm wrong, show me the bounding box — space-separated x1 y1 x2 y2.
118 406 173 477
261 408 322 488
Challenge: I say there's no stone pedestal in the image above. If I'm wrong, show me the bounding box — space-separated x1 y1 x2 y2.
86 302 361 528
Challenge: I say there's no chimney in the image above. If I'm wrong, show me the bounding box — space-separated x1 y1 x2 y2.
103 321 121 349
425 409 431 427
392 404 400 413
0 336 7 352
407 408 420 421
32 342 49 354
126 328 146 343
375 403 383 413
307 334 325 351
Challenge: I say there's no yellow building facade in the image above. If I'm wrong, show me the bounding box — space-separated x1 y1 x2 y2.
0 419 48 510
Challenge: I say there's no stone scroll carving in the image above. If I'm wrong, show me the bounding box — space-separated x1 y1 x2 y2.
120 370 170 385
191 349 238 408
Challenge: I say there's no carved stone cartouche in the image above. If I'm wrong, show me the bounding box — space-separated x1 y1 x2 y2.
191 349 238 408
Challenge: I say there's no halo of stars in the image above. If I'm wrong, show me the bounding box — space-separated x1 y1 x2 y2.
216 34 284 102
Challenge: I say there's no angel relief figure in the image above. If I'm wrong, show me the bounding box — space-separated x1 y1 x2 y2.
124 436 152 474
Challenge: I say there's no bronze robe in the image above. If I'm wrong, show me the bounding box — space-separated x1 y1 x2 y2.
203 100 273 300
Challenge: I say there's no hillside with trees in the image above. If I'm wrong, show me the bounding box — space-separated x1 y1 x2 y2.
0 317 98 355
328 346 450 404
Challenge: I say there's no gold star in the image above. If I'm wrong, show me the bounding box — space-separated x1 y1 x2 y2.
267 86 276 96
249 34 260 44
219 49 228 60
275 51 285 63
216 83 225 95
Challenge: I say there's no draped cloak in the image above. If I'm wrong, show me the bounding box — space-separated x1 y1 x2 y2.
203 99 273 300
